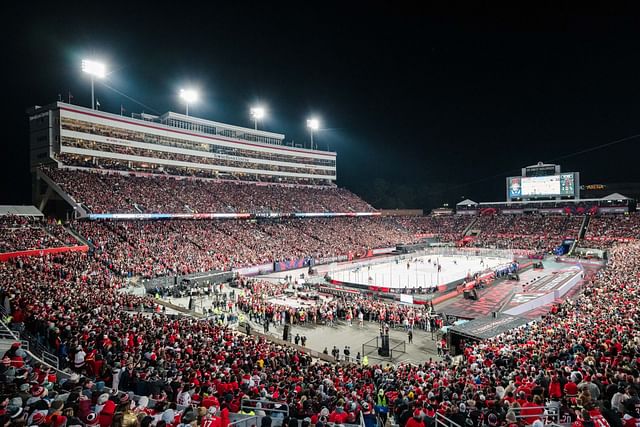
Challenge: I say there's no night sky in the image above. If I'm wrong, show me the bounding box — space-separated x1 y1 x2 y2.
3 6 640 210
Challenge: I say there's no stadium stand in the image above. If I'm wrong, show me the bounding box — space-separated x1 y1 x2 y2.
1 238 639 427
468 214 583 251
15 96 639 427
2 166 639 427
580 213 640 248
236 277 438 328
72 217 417 277
43 168 374 215
395 215 475 242
0 216 79 253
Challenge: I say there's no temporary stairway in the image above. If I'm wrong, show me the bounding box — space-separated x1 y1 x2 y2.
462 216 480 237
65 226 94 249
37 169 89 218
569 215 590 255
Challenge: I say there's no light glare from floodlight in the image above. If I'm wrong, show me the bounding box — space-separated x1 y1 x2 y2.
251 106 266 120
180 89 199 103
307 118 320 130
81 59 106 78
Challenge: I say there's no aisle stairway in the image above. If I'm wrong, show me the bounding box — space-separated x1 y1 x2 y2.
569 215 591 255
462 216 479 237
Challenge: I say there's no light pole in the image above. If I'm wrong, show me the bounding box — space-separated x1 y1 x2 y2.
250 106 266 130
81 59 106 110
180 89 198 116
306 118 319 150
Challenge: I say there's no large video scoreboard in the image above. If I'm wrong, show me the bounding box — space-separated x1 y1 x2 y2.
507 172 579 201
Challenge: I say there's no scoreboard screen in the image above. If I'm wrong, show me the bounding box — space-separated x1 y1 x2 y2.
508 173 577 199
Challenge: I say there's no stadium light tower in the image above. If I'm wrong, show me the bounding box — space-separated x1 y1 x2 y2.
307 118 320 150
180 89 199 116
250 106 266 130
81 59 106 110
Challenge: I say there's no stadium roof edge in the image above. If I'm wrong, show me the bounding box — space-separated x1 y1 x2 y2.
602 193 632 200
0 205 44 217
29 102 286 139
28 101 337 158
160 111 285 139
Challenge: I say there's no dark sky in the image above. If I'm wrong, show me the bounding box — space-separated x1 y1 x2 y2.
3 6 640 209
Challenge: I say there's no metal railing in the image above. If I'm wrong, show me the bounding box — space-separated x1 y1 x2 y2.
13 329 60 369
228 415 259 427
434 406 561 427
512 406 561 426
0 305 60 370
0 328 14 341
435 412 462 427
0 321 21 344
359 409 367 427
240 399 289 417
234 399 366 427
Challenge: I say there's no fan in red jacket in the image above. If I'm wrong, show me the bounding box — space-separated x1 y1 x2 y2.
622 400 640 427
202 407 222 427
202 394 220 409
564 381 579 397
573 408 611 427
406 409 424 427
549 375 563 399
98 400 116 427
329 406 350 424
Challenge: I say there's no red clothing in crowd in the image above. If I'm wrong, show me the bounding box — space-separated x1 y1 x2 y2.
564 381 578 396
220 407 230 427
99 400 116 427
201 395 219 409
549 378 562 398
329 409 349 424
202 416 222 427
521 402 544 425
406 416 424 427
572 409 611 427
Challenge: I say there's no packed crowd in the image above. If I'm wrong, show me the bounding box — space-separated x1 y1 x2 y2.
46 211 636 282
1 234 640 427
469 214 583 252
580 213 640 248
0 216 79 253
236 278 440 331
395 216 475 242
0 252 316 426
71 218 416 278
44 168 374 215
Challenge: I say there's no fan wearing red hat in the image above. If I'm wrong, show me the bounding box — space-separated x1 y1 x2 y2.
84 412 100 426
202 394 220 409
30 385 47 399
49 414 67 427
30 412 46 425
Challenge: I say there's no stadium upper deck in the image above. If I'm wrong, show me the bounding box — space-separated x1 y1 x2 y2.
28 102 337 184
